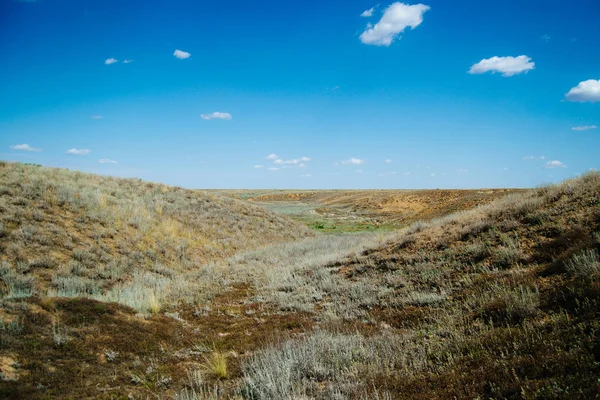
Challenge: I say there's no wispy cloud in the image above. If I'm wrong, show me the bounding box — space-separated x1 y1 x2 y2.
91 115 103 119
384 159 392 164
98 158 117 164
360 2 430 46
300 174 312 178
10 144 41 152
469 56 534 77
565 80 600 103
273 156 311 165
379 171 397 177
571 125 597 131
523 155 545 160
66 148 91 155
200 112 232 120
360 7 375 17
266 167 280 171
541 34 551 42
105 58 118 65
342 158 365 165
265 153 279 160
254 165 264 169
173 49 191 60
544 160 566 169
123 60 133 64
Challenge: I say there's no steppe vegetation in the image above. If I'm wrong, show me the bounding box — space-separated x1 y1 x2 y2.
1 160 599 399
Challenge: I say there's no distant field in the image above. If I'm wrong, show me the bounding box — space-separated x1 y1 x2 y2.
218 189 523 232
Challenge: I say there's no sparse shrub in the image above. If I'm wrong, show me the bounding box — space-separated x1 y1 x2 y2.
566 249 600 280
103 349 119 362
493 236 522 268
52 321 70 346
203 351 228 379
480 285 539 324
0 263 35 298
0 316 24 334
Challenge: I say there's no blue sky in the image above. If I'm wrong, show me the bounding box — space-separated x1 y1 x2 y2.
1 0 598 189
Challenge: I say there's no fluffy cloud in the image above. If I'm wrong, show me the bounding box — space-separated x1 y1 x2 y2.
359 2 430 46
565 80 600 102
200 112 232 120
123 60 133 64
361 7 375 17
98 158 117 164
342 158 365 165
265 154 279 160
544 160 566 169
385 159 392 163
105 58 118 65
173 49 191 60
469 56 535 77
66 148 91 155
571 125 597 131
10 144 41 152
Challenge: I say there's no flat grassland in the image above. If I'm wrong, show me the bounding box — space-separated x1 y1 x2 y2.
1 161 599 399
221 188 521 232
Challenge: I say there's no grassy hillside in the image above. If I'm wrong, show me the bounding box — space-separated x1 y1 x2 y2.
1 162 599 399
240 172 600 398
0 161 312 312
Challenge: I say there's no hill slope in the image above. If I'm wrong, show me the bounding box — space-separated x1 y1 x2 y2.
0 162 312 311
240 172 600 398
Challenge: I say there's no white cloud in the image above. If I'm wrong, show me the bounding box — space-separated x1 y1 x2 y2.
544 160 566 169
105 58 118 65
523 156 546 160
359 2 430 46
173 49 191 60
200 112 232 120
98 158 117 164
254 165 264 169
458 169 468 173
300 174 312 178
274 158 309 165
91 115 103 119
430 173 435 177
266 167 280 171
404 172 411 176
571 125 597 131
469 56 534 77
342 158 365 165
66 148 91 155
565 80 600 103
123 60 133 64
385 159 392 163
355 169 363 173
379 171 397 176
361 7 374 17
541 34 551 42
265 153 279 160
10 144 41 152
298 163 306 168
